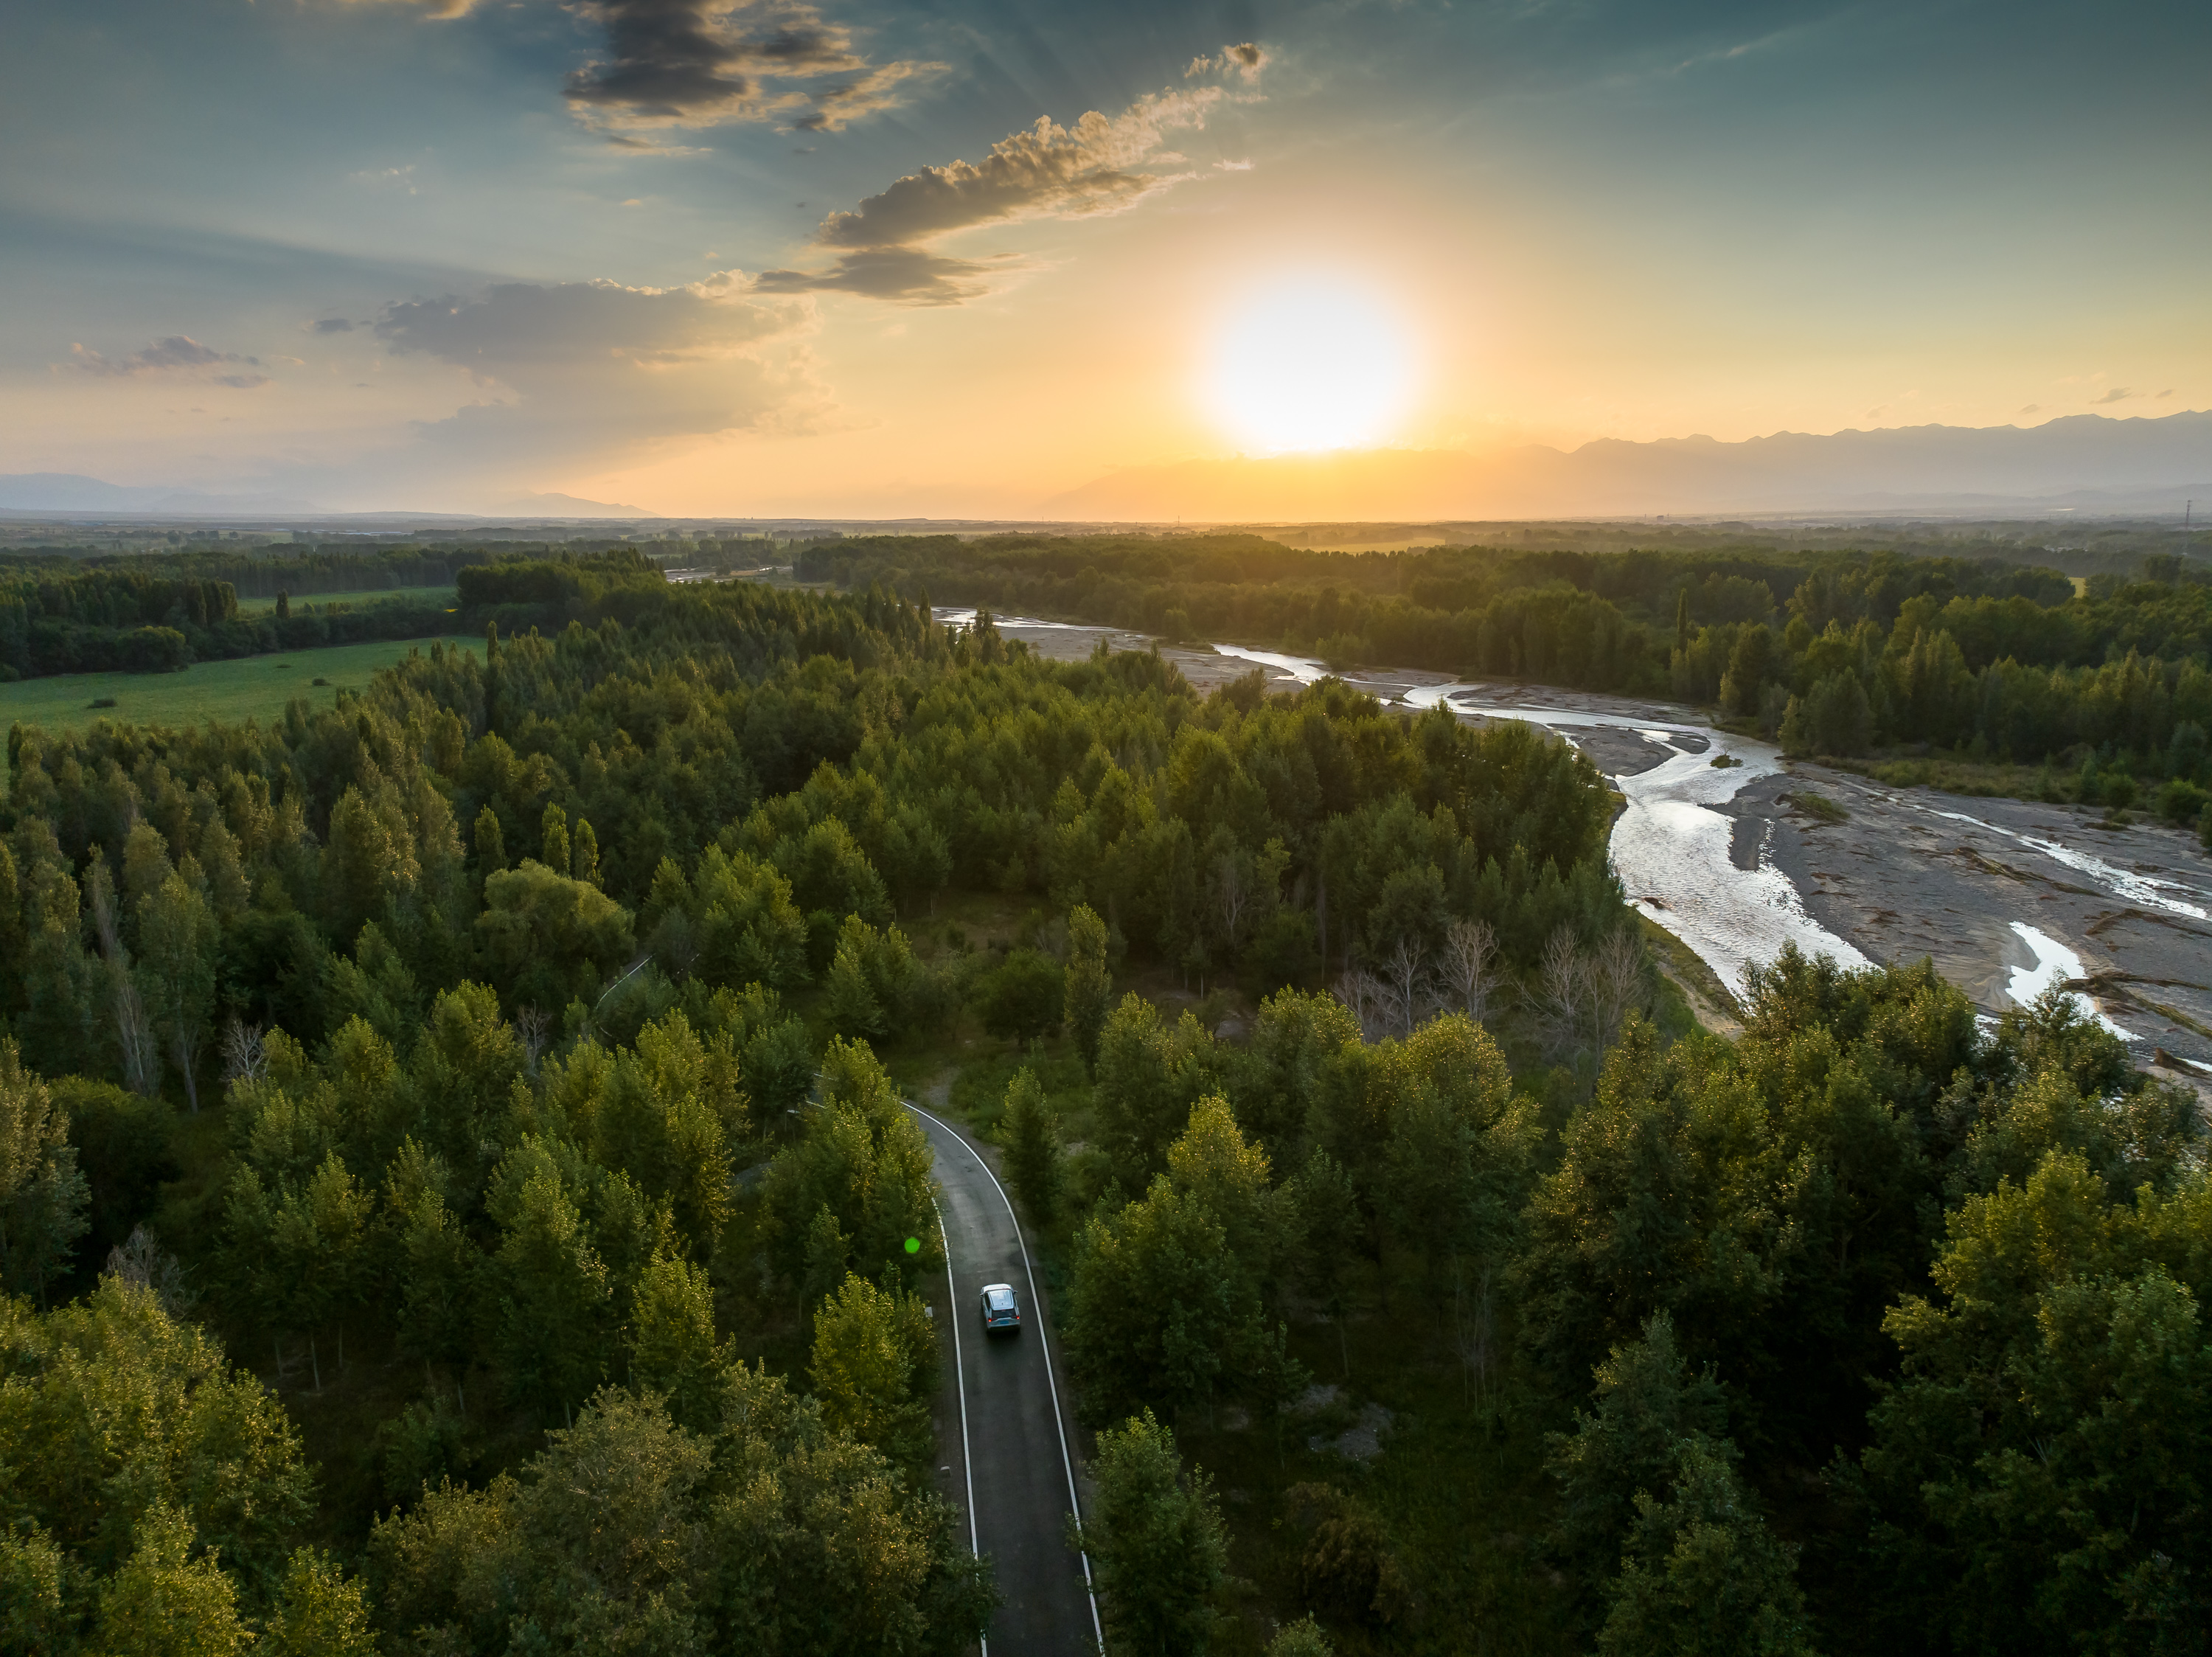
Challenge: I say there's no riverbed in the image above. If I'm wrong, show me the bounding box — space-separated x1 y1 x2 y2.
948 611 2212 1082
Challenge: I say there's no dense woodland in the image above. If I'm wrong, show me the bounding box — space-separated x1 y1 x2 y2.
804 532 2212 833
1 550 2207 1655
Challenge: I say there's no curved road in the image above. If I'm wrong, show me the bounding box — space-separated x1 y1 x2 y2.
908 1102 1102 1656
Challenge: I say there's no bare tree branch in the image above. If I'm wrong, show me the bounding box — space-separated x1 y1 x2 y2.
515 1006 552 1076
1440 916 1500 1027
1588 925 1649 1052
1534 925 1591 1061
1382 934 1433 1038
220 1018 267 1085
1334 968 1389 1043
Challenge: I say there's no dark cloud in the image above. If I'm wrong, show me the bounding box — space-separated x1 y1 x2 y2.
563 1 939 131
70 336 266 384
761 77 1249 305
2093 387 2136 404
313 318 357 333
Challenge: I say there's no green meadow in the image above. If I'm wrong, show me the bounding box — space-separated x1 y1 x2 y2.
0 635 479 740
231 583 460 615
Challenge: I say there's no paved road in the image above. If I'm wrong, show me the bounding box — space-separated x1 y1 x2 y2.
909 1102 1102 1656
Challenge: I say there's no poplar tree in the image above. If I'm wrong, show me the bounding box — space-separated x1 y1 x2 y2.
572 816 600 886
1001 1068 1062 1226
627 1243 731 1432
136 870 220 1111
271 1153 373 1389
0 1038 90 1299
1062 903 1113 1073
473 805 506 872
1075 1410 1228 1657
92 1503 252 1656
495 1166 612 1423
808 1271 937 1476
389 1146 482 1386
540 803 571 875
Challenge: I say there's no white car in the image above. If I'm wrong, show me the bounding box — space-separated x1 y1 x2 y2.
978 1282 1021 1335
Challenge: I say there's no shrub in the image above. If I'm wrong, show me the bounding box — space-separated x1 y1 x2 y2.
976 948 1064 1043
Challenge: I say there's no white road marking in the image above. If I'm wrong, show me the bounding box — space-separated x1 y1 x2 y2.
927 1190 986 1657
908 1100 1106 1652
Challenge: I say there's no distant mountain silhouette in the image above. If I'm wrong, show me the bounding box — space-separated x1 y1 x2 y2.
0 476 655 521
484 492 653 519
1044 410 2212 521
0 473 324 515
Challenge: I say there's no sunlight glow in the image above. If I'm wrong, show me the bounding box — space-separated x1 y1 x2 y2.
1205 277 1413 454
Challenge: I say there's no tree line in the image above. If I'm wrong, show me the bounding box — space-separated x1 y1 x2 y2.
799 530 2212 834
0 544 684 681
0 569 460 680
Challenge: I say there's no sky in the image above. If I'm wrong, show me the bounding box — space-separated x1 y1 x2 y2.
1 0 2207 517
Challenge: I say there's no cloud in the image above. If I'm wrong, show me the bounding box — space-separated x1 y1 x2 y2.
2092 387 2136 404
1186 42 1268 83
761 76 1254 305
755 246 1017 305
2018 404 2041 415
330 0 477 15
351 164 420 194
790 58 937 132
367 271 821 469
313 318 358 333
375 272 794 370
563 1 941 132
69 336 269 386
2157 389 2175 399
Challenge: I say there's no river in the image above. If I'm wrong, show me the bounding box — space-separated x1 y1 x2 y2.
938 611 2212 1051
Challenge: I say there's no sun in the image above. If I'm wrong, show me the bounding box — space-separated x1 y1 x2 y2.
1204 276 1413 454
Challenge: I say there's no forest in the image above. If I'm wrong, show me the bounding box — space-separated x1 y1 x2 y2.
803 532 2212 833
1 549 2206 1655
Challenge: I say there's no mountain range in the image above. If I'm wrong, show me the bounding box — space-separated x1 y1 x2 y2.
1043 410 2212 521
4 411 2207 524
0 476 651 521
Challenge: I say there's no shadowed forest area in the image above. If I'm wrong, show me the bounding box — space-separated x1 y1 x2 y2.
0 549 2206 1655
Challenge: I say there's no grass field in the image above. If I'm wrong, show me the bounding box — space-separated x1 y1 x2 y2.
232 584 459 616
0 635 479 739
